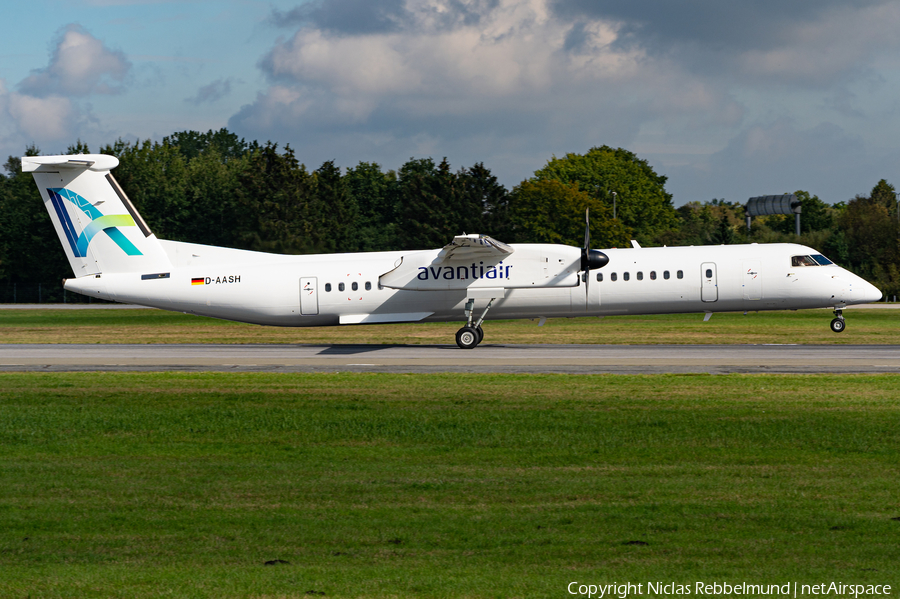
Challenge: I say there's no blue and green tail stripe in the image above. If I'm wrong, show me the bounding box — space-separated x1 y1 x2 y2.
48 188 142 257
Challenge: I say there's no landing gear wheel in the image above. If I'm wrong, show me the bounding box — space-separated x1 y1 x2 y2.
474 326 484 345
830 318 846 333
456 326 480 349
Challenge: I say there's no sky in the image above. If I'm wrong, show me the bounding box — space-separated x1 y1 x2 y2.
2 0 900 206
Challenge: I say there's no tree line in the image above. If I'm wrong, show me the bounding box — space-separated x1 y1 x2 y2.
0 128 897 302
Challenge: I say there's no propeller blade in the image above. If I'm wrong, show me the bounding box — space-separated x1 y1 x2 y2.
584 207 590 251
579 207 610 308
584 208 590 307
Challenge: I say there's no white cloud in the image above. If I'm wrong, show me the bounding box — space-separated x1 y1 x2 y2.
0 77 77 146
260 0 640 107
223 0 900 204
19 24 131 97
232 0 742 177
231 0 741 149
6 93 76 141
0 26 125 158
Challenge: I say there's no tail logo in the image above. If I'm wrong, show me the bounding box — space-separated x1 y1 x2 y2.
47 188 142 257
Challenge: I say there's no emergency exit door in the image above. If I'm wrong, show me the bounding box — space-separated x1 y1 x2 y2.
701 263 718 302
300 277 318 315
742 260 761 300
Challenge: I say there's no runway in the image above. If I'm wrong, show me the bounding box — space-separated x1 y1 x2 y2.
1 343 897 374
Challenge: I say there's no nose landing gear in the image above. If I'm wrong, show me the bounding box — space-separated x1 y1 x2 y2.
456 298 494 349
830 308 845 333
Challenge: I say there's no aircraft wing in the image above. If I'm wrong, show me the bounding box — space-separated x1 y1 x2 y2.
434 234 514 264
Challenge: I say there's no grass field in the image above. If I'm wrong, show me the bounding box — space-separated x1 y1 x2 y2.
0 307 898 345
1 372 899 598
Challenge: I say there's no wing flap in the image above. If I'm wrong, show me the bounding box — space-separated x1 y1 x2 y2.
434 234 513 263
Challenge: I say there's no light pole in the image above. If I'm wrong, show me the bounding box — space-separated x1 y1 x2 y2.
611 191 617 220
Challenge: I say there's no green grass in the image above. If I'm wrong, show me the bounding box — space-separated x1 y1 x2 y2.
1 372 899 597
0 307 898 344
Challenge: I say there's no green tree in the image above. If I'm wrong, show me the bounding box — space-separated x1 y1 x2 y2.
101 139 190 241
709 212 736 245
0 145 73 301
66 139 91 155
396 157 448 250
838 186 899 297
164 128 250 161
232 143 315 254
532 146 677 244
768 191 833 235
396 158 487 250
313 160 358 253
507 179 631 248
663 202 719 245
870 179 898 219
796 191 834 233
183 147 244 248
345 162 399 251
459 162 509 239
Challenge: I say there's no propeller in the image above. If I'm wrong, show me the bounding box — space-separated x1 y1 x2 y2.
580 208 610 307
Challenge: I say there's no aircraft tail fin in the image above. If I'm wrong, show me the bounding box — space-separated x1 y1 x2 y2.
23 154 171 277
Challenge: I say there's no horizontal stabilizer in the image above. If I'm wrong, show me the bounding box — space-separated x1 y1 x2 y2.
22 154 119 173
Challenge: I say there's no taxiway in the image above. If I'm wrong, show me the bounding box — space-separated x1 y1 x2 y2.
1 343 897 374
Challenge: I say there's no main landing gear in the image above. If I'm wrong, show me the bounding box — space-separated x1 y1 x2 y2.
830 308 846 333
456 298 494 349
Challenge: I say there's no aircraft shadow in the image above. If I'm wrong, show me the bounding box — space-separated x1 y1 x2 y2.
315 344 413 355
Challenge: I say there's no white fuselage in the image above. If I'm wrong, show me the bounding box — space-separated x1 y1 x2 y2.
64 241 881 327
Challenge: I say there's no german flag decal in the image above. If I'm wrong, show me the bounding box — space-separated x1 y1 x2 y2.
191 277 205 285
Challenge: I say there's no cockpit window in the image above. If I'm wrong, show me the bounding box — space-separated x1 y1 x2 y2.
791 255 818 267
811 254 833 266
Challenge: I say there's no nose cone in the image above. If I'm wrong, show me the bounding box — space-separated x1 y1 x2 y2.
861 280 883 303
831 270 882 305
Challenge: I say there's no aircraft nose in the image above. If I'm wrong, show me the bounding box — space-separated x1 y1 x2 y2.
862 280 883 303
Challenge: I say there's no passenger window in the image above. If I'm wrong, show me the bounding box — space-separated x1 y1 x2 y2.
623 272 630 281
611 272 617 281
677 270 683 279
650 271 657 280
338 282 345 292
325 283 331 292
352 282 358 291
365 281 372 290
596 272 603 282
637 271 643 281
706 269 713 278
664 271 670 280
